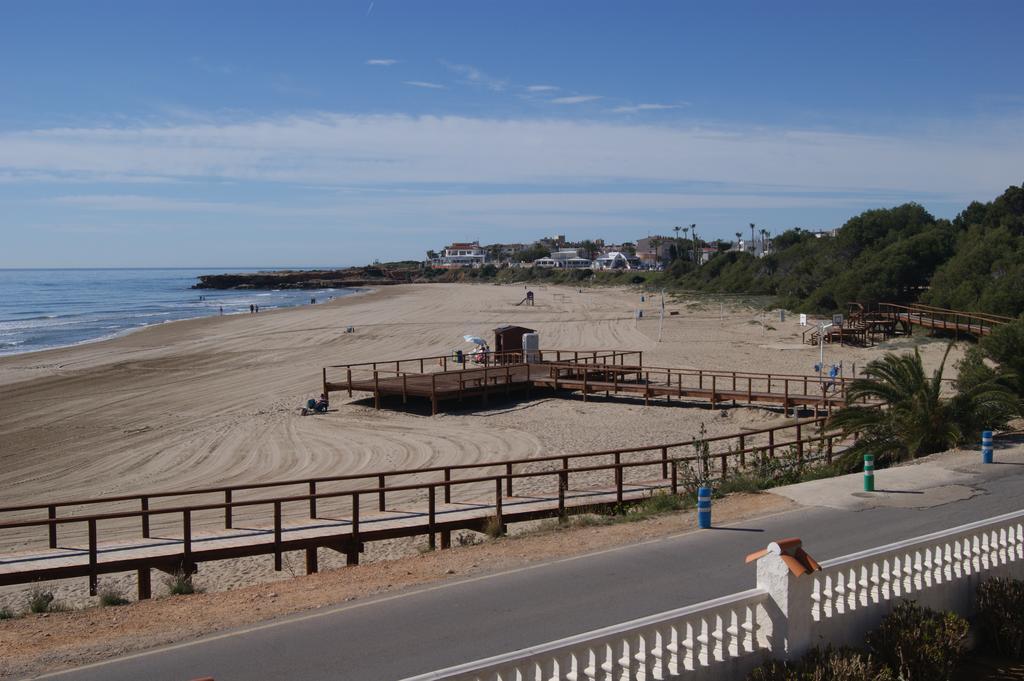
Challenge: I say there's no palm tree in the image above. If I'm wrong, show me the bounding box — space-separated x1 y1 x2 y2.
759 228 769 254
749 223 756 251
829 344 1018 470
735 232 742 249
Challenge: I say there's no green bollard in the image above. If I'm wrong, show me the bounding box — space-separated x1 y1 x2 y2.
863 454 875 492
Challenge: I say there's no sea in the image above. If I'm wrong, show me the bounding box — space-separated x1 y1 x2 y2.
0 268 357 356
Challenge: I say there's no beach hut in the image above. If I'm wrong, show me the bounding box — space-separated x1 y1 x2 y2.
493 325 536 357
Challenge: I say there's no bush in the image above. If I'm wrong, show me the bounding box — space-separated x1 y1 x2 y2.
865 600 968 680
747 646 894 680
976 577 1024 657
99 587 130 607
163 570 197 596
482 516 504 538
0 606 14 620
27 588 55 614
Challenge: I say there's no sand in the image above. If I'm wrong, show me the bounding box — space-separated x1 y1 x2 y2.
0 282 964 610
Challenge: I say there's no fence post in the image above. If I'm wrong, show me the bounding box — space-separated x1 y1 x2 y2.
309 481 317 519
739 434 746 468
428 486 436 551
755 547 817 660
796 423 803 463
444 468 452 503
48 505 57 548
494 479 504 535
661 446 669 479
506 463 513 497
864 454 875 491
88 518 98 596
182 510 192 574
224 490 232 529
670 460 678 495
273 501 283 571
378 474 386 511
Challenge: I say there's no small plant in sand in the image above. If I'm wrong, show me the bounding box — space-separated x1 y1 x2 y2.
482 516 504 538
0 606 15 620
99 587 130 607
456 531 482 547
164 569 198 596
27 588 55 614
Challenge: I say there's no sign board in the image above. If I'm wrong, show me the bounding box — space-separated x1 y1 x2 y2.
799 313 807 326
832 314 844 327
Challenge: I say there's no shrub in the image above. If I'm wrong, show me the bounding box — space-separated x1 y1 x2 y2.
99 587 130 607
865 600 968 680
747 646 893 680
27 588 55 614
976 577 1024 657
0 607 14 620
482 516 504 538
163 570 197 596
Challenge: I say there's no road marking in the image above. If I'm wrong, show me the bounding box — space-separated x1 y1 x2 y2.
32 505 803 679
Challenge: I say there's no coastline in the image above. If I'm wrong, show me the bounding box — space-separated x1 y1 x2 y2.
0 285 374 364
0 281 964 612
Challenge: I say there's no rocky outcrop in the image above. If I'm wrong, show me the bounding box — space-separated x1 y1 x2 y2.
193 267 409 290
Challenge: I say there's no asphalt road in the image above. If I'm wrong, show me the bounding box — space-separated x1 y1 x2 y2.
35 462 1024 681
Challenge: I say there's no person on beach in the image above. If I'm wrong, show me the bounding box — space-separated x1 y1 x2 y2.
255 304 260 313
249 304 255 314
219 306 223 315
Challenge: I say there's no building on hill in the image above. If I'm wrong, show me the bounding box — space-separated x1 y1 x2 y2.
431 241 487 268
593 251 639 270
636 236 674 268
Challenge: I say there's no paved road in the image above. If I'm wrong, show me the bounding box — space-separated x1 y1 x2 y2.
36 457 1024 681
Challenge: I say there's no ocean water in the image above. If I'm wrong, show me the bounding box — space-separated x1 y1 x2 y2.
0 269 356 356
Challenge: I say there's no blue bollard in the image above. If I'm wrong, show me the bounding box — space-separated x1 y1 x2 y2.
697 486 712 528
982 430 993 464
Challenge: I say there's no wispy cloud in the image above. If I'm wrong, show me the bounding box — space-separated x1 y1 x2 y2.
441 61 506 91
551 95 602 105
526 85 559 92
404 81 446 90
611 103 686 114
366 59 398 66
2 112 1020 201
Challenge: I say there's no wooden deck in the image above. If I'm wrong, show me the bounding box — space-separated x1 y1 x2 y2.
331 360 849 416
0 416 843 599
0 482 666 593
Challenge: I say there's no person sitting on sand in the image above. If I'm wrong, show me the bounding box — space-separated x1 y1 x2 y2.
314 393 329 413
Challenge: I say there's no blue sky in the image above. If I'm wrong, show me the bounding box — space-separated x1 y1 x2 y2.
1 1 1022 267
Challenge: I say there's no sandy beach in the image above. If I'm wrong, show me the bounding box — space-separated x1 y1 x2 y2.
0 282 964 609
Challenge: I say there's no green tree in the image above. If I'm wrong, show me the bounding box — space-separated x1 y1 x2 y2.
829 344 1018 469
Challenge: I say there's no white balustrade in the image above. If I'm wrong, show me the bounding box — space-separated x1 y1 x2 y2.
403 509 1024 681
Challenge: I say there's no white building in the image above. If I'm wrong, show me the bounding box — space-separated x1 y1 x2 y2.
434 241 486 268
592 251 639 270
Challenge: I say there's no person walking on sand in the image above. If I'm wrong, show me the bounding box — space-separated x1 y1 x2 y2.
249 304 255 314
219 306 224 315
255 304 260 313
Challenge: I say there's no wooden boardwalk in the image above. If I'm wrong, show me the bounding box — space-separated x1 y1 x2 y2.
0 417 842 599
327 351 850 416
878 303 1014 338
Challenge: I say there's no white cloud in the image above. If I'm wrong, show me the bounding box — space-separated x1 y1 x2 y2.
526 85 559 92
611 103 685 114
366 59 398 66
441 61 506 91
551 95 603 105
404 81 446 89
1 113 1020 202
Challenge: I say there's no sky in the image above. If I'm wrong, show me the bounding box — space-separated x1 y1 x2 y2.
1 1 1022 268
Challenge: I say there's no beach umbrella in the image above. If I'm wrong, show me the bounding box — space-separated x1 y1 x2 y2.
463 335 488 346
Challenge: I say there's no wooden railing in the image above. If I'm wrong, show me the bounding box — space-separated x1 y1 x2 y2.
878 303 1014 336
0 417 841 595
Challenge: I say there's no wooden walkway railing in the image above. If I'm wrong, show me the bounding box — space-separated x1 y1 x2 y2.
0 417 840 600
876 303 1013 338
